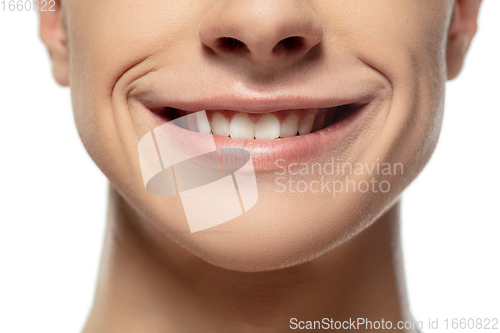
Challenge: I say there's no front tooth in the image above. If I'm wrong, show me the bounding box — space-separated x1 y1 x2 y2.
298 115 314 136
255 114 280 140
280 115 299 138
211 113 230 136
196 111 212 134
311 113 326 133
229 113 255 139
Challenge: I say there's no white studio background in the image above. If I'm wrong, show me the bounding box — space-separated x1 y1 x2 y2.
401 0 500 327
0 2 498 332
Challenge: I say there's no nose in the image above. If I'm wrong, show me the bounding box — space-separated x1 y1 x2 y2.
199 0 323 66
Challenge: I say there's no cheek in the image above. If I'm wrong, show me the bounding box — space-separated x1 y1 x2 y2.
334 0 450 175
319 0 451 79
318 0 451 166
66 0 197 187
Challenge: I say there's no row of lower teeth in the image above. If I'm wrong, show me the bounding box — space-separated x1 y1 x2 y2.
195 112 328 140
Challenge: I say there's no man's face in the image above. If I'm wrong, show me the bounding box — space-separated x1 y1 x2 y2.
41 0 479 271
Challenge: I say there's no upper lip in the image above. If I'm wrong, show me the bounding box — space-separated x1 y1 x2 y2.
135 92 374 114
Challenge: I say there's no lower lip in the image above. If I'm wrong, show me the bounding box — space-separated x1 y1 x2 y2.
137 102 374 171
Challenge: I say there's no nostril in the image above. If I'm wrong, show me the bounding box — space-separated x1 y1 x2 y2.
217 37 249 53
273 36 306 53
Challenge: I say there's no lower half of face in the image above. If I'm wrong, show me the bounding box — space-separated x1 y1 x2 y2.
66 0 453 271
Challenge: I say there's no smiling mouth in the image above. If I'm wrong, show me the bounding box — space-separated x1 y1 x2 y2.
133 88 379 169
153 103 364 140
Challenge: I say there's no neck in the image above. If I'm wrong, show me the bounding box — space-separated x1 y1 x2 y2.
84 185 416 333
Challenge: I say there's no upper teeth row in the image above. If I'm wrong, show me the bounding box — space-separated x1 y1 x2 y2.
196 112 326 140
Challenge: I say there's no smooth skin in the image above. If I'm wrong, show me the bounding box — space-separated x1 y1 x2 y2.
41 0 481 332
